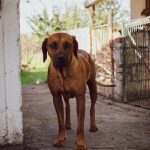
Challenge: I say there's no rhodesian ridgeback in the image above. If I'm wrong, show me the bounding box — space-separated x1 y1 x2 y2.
42 32 98 150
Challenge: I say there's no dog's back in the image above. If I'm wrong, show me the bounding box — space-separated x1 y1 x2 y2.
78 49 96 81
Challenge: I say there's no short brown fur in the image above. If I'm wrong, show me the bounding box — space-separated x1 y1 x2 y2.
42 33 98 150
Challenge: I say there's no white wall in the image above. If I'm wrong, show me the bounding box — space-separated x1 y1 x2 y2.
65 27 91 53
0 0 23 145
0 0 7 144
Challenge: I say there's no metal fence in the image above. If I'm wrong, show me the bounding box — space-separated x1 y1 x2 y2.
123 16 150 109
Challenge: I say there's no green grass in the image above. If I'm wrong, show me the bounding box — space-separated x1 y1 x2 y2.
21 71 47 85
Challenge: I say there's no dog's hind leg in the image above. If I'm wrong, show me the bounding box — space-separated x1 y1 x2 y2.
64 97 71 130
87 79 98 132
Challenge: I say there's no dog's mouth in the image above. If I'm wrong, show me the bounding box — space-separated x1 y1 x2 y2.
54 52 68 70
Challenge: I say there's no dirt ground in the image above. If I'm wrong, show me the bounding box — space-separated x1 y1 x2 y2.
1 84 150 150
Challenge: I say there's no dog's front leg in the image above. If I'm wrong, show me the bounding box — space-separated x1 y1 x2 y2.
53 95 66 147
76 95 87 150
64 97 71 130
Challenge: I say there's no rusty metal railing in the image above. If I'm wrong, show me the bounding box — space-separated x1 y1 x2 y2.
123 16 150 109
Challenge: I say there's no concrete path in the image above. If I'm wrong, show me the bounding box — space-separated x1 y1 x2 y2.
1 84 150 150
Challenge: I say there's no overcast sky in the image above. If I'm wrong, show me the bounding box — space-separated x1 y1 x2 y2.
20 0 130 34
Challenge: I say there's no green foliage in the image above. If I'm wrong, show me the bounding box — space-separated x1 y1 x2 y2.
28 0 129 42
21 34 39 65
67 5 89 29
21 34 50 71
28 4 89 42
28 9 51 42
51 13 64 32
21 71 47 85
94 0 129 26
20 34 49 85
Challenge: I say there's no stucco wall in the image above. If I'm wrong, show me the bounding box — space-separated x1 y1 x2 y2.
65 27 91 53
131 0 145 19
0 0 23 145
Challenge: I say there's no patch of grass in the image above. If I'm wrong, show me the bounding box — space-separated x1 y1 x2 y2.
21 71 47 85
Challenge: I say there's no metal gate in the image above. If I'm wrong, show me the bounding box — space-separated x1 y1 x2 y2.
123 16 150 109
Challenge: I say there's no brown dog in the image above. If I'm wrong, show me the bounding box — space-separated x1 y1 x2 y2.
42 32 98 150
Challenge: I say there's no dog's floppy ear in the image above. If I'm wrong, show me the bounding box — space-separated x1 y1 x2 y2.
42 38 48 63
72 36 78 58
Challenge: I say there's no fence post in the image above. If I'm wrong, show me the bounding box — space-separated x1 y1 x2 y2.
113 37 124 101
108 10 114 82
89 5 95 55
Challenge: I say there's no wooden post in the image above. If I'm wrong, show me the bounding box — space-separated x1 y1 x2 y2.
108 10 114 82
89 5 95 55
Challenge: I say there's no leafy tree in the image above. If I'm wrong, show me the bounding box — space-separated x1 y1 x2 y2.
28 5 88 41
28 0 129 41
28 9 51 42
94 0 129 26
20 34 39 66
61 4 71 29
68 5 82 28
70 5 90 28
51 11 64 32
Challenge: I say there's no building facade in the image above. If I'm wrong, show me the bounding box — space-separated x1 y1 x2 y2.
130 0 150 19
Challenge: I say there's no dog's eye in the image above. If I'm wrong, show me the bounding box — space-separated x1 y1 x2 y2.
63 41 71 49
49 42 58 49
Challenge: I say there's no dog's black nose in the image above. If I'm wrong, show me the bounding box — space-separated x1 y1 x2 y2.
56 54 65 62
55 53 67 69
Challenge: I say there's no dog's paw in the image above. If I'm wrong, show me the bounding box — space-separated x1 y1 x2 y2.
89 125 98 132
76 145 87 150
65 123 71 130
75 139 87 150
53 137 66 147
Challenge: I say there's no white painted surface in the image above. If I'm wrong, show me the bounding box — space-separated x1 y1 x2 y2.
65 27 91 53
131 0 145 19
0 0 7 144
0 0 23 145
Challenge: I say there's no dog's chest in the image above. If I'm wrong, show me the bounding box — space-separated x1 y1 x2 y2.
62 78 77 97
49 75 79 97
61 78 77 95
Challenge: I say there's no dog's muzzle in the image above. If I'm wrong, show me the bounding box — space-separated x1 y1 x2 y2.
54 52 68 70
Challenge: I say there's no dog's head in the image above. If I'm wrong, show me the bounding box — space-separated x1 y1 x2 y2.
42 33 78 70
